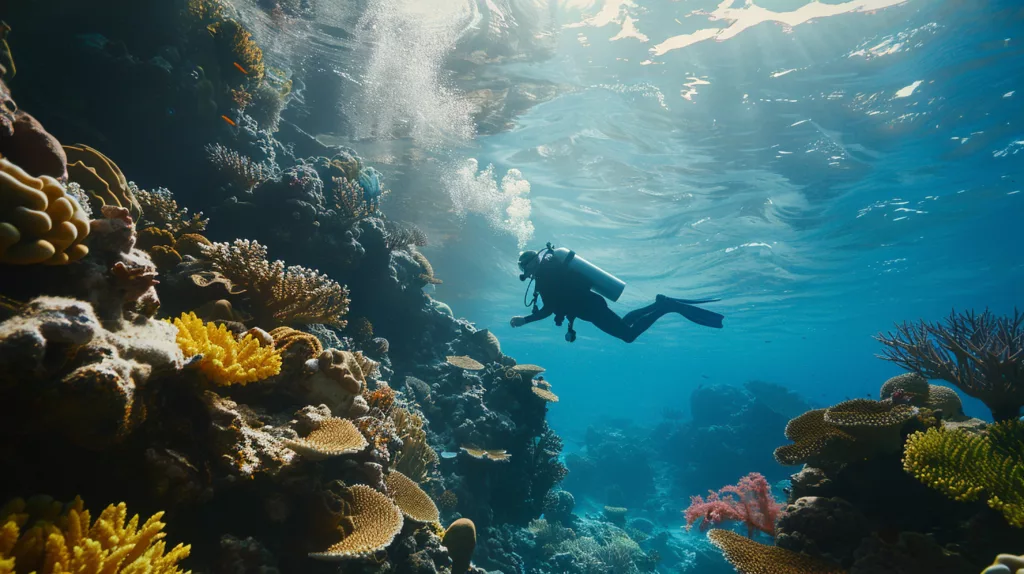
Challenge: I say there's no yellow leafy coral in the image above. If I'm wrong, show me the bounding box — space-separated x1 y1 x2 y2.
202 239 350 327
173 311 281 385
391 407 439 483
903 420 1024 527
0 496 190 574
0 157 90 265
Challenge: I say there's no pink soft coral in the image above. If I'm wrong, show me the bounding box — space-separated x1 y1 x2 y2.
684 472 783 538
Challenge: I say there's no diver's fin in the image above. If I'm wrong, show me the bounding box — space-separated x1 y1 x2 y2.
672 302 724 329
656 294 721 305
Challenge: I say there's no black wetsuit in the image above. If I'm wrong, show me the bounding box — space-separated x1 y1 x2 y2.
522 255 722 342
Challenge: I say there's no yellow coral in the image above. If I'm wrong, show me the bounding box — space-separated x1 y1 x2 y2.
203 240 350 327
269 326 323 361
707 529 844 574
0 496 190 573
775 399 915 466
446 356 484 370
391 407 439 483
63 144 142 221
309 486 403 560
0 157 90 265
903 420 1024 527
385 470 440 523
172 312 281 385
284 417 368 460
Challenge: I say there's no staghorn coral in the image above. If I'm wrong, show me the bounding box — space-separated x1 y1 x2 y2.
309 485 403 560
391 407 439 483
877 309 1024 421
442 518 476 574
173 311 281 385
385 470 440 523
284 416 368 460
684 472 783 538
331 176 381 221
0 496 191 574
774 399 916 467
707 529 845 574
134 186 208 236
204 144 273 191
63 144 142 221
0 157 90 264
446 355 484 370
902 419 1024 527
203 239 349 327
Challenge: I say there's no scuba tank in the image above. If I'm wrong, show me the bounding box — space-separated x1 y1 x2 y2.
523 242 626 302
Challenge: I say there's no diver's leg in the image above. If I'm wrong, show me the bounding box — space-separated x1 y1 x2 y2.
621 301 663 325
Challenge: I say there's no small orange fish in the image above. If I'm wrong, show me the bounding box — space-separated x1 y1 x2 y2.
233 62 248 75
220 115 236 126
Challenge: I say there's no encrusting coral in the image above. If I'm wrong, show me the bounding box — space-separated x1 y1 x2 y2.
202 239 350 327
173 311 281 385
877 309 1024 422
308 485 404 561
902 419 1024 527
0 157 90 265
0 496 191 574
707 529 845 574
283 416 368 460
385 470 440 524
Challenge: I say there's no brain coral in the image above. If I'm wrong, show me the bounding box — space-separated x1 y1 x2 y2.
707 529 845 574
0 157 90 264
0 495 190 574
309 485 403 560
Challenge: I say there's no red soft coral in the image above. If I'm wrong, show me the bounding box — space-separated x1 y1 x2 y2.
684 472 783 538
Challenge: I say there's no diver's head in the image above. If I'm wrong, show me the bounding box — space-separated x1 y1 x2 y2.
518 250 540 280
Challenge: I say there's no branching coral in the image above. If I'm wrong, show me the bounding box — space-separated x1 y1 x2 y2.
134 186 208 236
877 309 1024 421
0 157 90 264
202 239 350 327
382 220 427 250
173 311 281 385
707 529 845 574
204 144 273 191
902 420 1024 527
207 19 265 84
63 144 142 221
385 470 440 523
331 176 381 221
309 485 403 560
0 496 191 573
684 472 783 538
391 407 439 483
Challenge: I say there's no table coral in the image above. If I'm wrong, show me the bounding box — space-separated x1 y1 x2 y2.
202 239 350 327
173 311 281 385
283 416 368 460
707 529 846 574
0 496 190 574
902 419 1024 527
0 157 90 264
386 469 440 523
308 485 403 560
775 399 917 467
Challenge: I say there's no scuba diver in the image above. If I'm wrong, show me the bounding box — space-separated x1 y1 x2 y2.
510 243 724 343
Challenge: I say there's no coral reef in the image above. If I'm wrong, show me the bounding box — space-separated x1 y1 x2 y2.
707 529 844 574
173 311 282 385
878 309 1024 422
684 472 783 538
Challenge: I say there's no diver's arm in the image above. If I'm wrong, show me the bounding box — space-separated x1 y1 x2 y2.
511 306 553 328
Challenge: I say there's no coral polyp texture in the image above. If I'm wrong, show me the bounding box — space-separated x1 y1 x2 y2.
202 239 350 327
0 157 90 264
902 419 1024 527
446 355 485 370
707 529 845 574
173 311 281 385
774 399 915 466
0 496 190 574
531 386 559 402
385 470 440 524
308 485 403 560
283 416 368 459
877 309 1024 422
